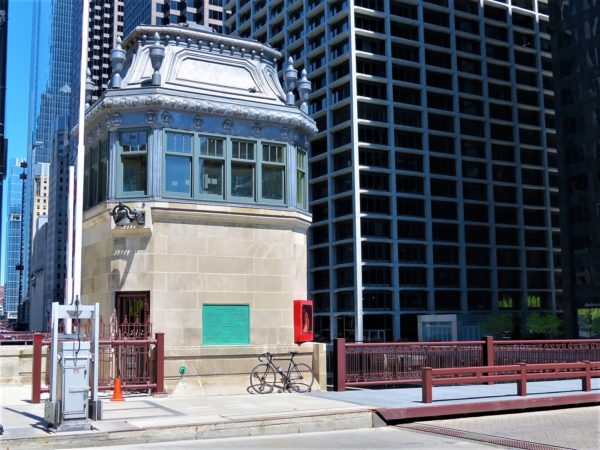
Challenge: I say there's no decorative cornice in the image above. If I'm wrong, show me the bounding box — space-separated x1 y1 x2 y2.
85 93 317 135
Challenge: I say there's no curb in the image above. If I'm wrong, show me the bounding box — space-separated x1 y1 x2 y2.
1 408 376 449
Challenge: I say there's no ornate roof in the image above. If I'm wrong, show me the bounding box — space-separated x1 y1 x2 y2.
84 24 316 135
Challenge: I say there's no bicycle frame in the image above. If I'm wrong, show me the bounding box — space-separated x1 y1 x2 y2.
258 352 297 389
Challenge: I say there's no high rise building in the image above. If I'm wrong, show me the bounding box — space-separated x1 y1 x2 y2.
24 0 76 319
550 0 600 337
31 162 50 246
0 0 8 249
70 0 125 121
226 0 562 342
26 1 125 327
124 0 224 36
4 159 26 320
40 118 70 328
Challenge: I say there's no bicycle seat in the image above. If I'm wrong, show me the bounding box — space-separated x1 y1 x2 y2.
289 351 297 356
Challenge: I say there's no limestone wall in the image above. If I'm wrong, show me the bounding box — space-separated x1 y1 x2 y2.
82 201 315 386
0 344 47 386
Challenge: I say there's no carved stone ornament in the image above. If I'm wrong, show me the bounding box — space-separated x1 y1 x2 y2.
96 124 102 138
281 128 289 138
87 94 318 135
223 119 233 132
146 111 156 124
252 123 262 137
161 111 171 125
108 113 122 129
194 115 204 129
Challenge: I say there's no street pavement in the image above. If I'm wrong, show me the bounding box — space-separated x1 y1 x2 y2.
0 379 598 449
67 407 600 449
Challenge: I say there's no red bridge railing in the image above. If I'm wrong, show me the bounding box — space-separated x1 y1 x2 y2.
333 337 600 391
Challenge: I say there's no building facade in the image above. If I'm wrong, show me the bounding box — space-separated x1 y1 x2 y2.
124 0 224 36
226 0 561 341
4 159 26 320
0 0 8 249
550 0 600 337
80 24 318 391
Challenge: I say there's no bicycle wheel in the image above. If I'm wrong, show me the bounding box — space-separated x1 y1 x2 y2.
250 363 276 394
289 363 314 393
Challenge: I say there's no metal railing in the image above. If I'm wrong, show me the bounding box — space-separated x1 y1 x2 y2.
333 337 600 391
32 315 165 403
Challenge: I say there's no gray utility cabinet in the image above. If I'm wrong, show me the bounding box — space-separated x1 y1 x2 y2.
56 340 90 421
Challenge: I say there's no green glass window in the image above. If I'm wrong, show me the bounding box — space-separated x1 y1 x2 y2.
165 131 193 196
119 130 148 196
231 140 255 199
199 136 225 197
261 143 285 202
84 139 109 209
296 148 308 209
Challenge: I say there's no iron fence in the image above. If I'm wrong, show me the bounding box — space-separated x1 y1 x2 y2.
333 337 600 391
32 314 164 403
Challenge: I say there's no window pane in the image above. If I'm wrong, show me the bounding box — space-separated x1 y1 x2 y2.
122 131 147 152
232 141 255 160
165 155 191 194
200 136 224 157
231 163 254 198
297 148 307 208
166 132 192 154
199 159 223 196
262 165 284 200
262 144 284 163
122 155 147 193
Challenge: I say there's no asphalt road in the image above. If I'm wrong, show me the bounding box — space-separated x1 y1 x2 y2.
72 406 599 450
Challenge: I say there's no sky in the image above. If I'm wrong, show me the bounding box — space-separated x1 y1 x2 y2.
1 0 36 284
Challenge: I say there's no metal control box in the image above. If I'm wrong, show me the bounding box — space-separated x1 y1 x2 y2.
58 340 90 420
46 339 90 426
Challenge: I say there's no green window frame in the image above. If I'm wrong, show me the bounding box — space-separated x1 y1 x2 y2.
296 147 308 209
164 131 193 197
261 143 285 204
230 139 256 200
118 130 148 197
198 136 225 199
159 130 293 206
84 138 109 209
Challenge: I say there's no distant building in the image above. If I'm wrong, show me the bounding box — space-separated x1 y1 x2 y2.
124 0 224 36
226 0 562 341
4 159 25 320
0 0 8 251
550 0 600 337
0 285 5 319
30 163 50 249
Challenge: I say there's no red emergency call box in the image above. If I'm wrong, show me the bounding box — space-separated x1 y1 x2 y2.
293 299 313 343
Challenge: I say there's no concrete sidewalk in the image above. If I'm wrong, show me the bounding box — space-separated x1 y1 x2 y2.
1 379 599 449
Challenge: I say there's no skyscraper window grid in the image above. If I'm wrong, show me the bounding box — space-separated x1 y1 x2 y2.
225 0 561 342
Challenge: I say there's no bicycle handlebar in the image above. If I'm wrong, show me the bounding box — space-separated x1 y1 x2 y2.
257 351 297 363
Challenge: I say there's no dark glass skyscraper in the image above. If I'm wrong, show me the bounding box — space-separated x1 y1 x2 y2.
226 0 562 342
551 0 600 337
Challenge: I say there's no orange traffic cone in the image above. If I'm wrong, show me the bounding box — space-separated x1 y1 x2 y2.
111 377 125 401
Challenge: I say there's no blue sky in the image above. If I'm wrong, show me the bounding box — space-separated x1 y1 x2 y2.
2 0 36 283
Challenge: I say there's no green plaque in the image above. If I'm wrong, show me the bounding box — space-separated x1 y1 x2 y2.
202 304 250 345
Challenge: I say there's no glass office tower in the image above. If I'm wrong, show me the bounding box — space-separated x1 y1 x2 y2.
226 0 561 342
550 0 600 337
4 159 25 320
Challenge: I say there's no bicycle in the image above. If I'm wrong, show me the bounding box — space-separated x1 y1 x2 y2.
250 352 314 394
